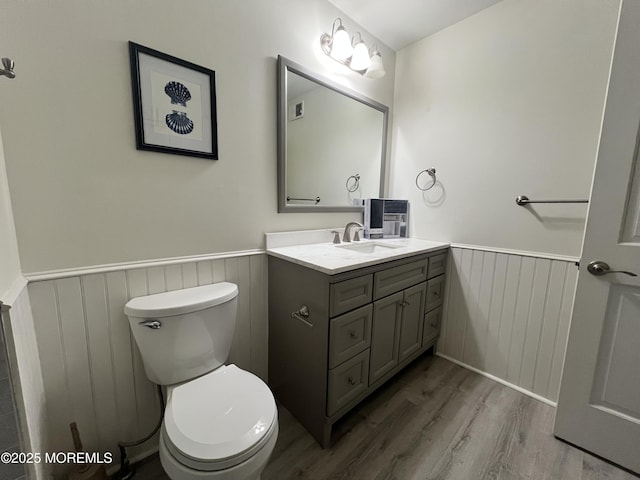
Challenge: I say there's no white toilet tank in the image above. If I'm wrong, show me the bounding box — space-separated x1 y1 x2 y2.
124 283 238 385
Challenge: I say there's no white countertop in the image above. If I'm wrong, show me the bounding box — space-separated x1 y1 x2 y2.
266 237 449 275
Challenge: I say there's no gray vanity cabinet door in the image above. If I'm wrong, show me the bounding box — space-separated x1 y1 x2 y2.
398 282 427 362
369 292 403 384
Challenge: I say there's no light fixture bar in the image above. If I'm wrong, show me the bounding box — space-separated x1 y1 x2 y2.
319 18 385 79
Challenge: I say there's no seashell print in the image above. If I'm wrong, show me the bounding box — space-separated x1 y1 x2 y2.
165 110 194 135
164 81 191 107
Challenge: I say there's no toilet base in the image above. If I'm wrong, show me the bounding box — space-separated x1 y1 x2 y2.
159 422 278 480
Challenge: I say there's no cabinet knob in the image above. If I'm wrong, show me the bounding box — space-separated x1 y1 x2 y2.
347 376 356 386
349 330 357 339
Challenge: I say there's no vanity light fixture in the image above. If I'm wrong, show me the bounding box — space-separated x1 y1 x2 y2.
320 18 385 78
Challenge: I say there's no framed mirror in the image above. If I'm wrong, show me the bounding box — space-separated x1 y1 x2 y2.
277 56 389 212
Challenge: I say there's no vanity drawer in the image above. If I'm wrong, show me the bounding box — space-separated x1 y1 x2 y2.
422 307 442 345
327 350 369 415
428 252 447 279
425 275 445 312
329 305 372 369
330 275 373 317
373 259 428 300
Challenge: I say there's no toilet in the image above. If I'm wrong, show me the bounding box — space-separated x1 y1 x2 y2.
124 282 278 480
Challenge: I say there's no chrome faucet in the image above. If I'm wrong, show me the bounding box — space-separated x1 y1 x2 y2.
343 221 363 242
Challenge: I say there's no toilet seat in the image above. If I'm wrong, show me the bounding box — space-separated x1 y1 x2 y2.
163 364 277 472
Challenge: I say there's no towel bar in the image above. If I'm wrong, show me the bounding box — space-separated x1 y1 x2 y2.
516 195 588 206
287 196 321 204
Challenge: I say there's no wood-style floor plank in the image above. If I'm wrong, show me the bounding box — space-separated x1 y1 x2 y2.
132 354 638 480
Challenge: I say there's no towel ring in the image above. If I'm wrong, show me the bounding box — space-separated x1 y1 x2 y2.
346 174 360 192
416 168 437 191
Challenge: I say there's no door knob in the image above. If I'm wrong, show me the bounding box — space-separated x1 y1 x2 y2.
587 261 637 277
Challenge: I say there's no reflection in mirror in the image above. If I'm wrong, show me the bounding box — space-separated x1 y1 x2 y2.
277 56 389 212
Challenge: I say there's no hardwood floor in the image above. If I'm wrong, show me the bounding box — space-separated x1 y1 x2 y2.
132 354 638 480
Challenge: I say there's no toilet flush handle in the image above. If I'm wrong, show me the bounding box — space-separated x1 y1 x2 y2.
139 319 162 329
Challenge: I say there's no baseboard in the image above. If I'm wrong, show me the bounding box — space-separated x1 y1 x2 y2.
436 352 557 408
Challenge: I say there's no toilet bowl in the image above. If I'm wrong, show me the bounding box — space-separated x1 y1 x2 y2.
160 365 278 480
124 283 278 480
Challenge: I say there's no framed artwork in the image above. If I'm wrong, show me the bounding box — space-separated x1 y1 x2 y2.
129 41 218 159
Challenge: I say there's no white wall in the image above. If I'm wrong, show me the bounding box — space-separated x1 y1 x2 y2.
1 130 46 479
0 3 395 474
390 0 619 257
388 0 620 407
0 0 395 273
0 129 21 298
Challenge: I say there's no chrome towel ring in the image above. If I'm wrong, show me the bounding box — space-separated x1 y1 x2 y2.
416 168 437 191
346 174 360 192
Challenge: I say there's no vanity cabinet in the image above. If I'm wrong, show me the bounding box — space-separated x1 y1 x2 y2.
268 248 448 447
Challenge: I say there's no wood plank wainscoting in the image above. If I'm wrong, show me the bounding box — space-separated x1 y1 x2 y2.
25 251 267 477
439 245 579 405
1 281 47 480
22 244 578 477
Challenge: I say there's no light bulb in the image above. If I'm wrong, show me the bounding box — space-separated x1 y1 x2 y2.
365 52 385 79
350 41 371 71
331 27 353 61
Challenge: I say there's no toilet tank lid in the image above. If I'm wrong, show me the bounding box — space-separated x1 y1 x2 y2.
124 283 238 318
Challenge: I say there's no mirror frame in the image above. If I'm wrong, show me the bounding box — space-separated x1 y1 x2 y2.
277 55 389 213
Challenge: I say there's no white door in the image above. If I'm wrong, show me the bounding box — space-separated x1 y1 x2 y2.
554 0 640 473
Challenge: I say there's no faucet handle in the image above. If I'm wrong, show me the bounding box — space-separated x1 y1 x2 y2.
353 228 363 242
330 230 341 244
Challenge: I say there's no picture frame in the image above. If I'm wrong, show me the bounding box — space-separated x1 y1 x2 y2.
128 41 218 159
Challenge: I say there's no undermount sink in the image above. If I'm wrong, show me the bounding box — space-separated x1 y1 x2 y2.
335 241 402 254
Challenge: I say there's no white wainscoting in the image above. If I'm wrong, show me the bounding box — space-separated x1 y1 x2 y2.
26 252 267 476
439 246 579 404
3 281 47 480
